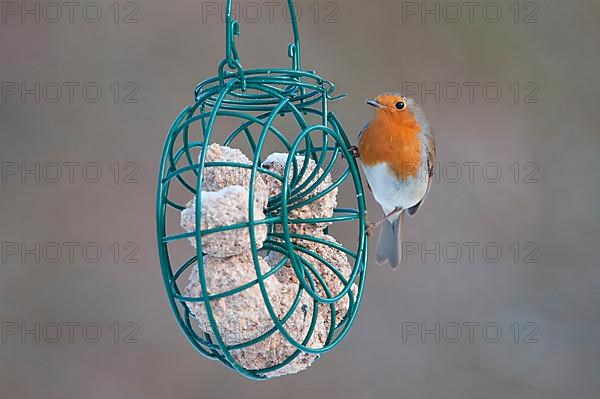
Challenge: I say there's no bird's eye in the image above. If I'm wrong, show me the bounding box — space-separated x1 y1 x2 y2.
395 101 406 110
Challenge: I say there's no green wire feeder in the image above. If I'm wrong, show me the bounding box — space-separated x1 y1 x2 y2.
156 0 368 379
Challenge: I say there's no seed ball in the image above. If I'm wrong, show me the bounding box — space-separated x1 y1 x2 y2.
232 282 327 378
184 253 282 346
261 153 337 236
185 253 327 378
266 234 358 328
201 143 269 208
180 186 268 257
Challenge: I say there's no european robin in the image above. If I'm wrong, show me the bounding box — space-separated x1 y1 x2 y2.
351 93 436 269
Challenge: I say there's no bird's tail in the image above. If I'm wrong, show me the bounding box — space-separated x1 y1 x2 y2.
376 212 404 269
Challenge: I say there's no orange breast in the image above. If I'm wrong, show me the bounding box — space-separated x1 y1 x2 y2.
359 115 423 180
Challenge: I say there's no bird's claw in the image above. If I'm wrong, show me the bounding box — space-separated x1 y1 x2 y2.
347 146 360 159
366 222 377 237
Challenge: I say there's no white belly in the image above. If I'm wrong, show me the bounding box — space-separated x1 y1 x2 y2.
361 162 429 214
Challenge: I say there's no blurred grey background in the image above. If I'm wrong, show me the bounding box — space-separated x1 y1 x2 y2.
1 0 599 398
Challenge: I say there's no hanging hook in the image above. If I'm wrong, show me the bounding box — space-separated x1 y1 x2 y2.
225 19 241 69
285 0 301 71
221 0 302 72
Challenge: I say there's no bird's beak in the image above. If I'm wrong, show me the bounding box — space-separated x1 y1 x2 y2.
366 99 386 109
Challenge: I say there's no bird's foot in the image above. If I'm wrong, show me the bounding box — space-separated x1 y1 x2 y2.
366 222 377 237
365 208 403 236
348 146 360 159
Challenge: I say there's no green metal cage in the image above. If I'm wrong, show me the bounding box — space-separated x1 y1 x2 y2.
156 0 368 379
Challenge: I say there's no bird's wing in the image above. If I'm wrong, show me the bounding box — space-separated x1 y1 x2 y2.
407 129 436 216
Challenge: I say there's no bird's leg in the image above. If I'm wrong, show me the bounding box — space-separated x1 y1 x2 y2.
366 207 403 236
347 146 360 159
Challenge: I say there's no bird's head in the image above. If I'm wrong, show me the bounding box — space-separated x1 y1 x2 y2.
366 93 422 123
